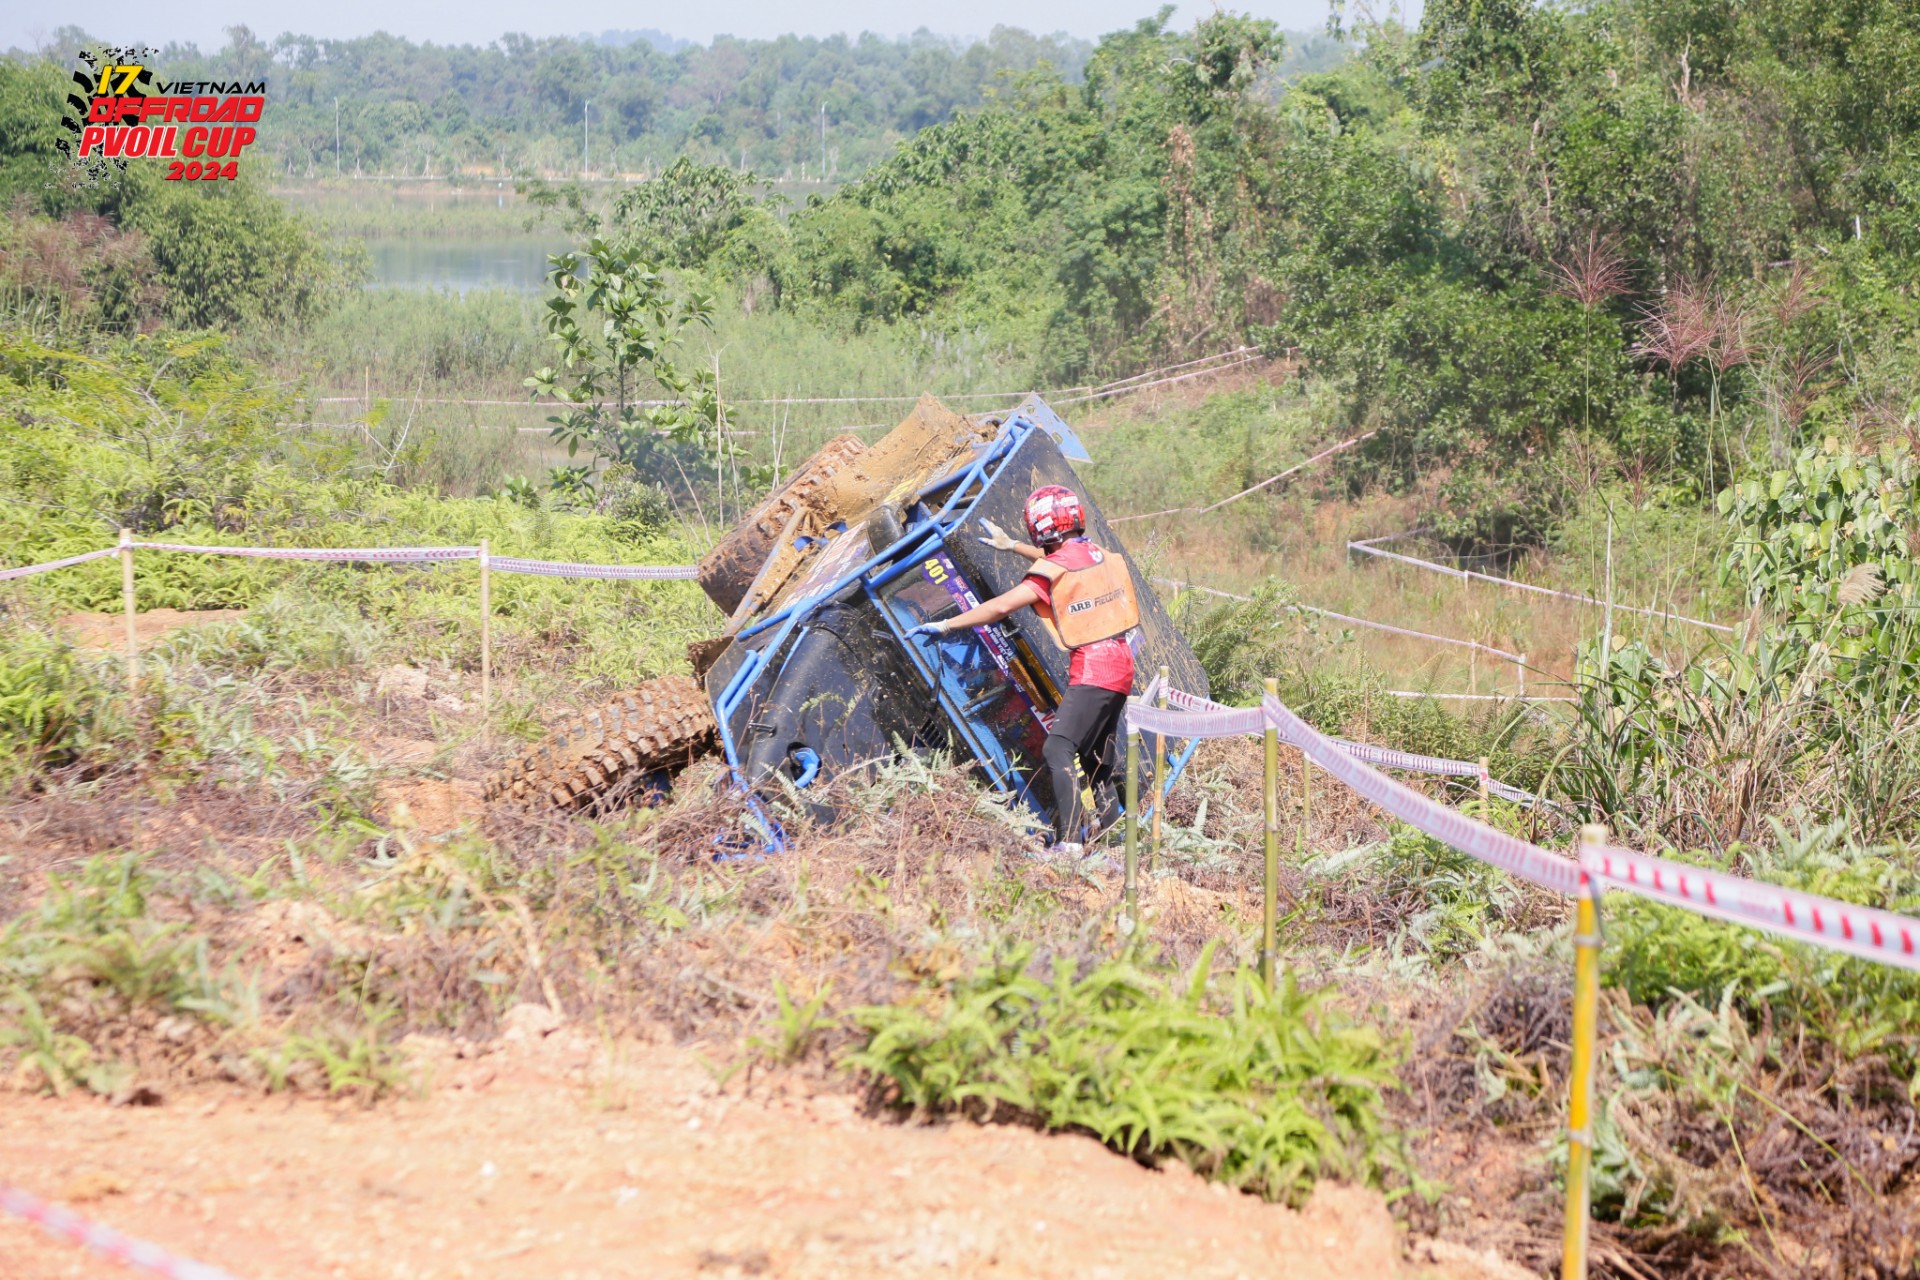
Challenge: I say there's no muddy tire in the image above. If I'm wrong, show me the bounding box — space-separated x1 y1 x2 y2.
697 434 868 615
485 675 718 811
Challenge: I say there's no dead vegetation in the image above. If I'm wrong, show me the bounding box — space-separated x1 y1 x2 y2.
3 612 1917 1278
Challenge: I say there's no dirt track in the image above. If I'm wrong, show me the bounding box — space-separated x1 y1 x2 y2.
0 1019 1519 1280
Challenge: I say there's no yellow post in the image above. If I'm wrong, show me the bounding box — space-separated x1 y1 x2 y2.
1518 652 1528 700
118 528 138 691
1262 676 1279 988
1563 823 1607 1280
1123 727 1140 936
1150 664 1168 873
478 537 492 715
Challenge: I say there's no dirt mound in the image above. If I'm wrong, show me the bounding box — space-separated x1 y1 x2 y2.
0 1032 1519 1280
60 608 246 651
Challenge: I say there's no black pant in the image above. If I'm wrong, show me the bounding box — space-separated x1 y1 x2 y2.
1043 684 1128 844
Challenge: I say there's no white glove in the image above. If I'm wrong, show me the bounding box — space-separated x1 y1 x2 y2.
978 517 1019 552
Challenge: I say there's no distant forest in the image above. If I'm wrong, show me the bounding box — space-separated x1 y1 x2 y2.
19 21 1348 181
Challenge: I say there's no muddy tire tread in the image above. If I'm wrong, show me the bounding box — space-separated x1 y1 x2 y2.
484 675 718 810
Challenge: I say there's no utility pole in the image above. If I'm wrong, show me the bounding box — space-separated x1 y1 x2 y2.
583 99 591 177
819 100 826 181
334 96 340 177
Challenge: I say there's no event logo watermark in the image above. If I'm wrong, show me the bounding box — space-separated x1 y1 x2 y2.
58 46 267 184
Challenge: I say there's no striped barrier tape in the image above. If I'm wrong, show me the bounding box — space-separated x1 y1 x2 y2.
1127 692 1581 892
1050 353 1270 406
1130 699 1270 740
132 541 479 563
0 546 118 581
1151 685 1554 809
488 557 700 580
1259 693 1585 894
1138 687 1920 963
1347 535 1735 634
1581 844 1920 973
309 347 1269 412
0 1182 244 1280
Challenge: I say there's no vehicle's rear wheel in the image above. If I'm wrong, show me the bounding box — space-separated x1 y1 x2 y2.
696 434 868 616
485 675 718 812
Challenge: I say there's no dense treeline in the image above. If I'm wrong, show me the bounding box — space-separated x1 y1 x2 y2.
653 0 1917 547
21 23 1101 181
6 2 1920 550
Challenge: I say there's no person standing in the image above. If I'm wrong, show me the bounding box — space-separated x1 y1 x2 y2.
910 485 1140 855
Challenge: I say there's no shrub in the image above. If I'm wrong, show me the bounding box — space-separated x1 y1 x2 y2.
0 624 122 780
848 941 1405 1205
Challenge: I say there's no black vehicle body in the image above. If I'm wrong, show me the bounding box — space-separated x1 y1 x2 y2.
703 396 1207 830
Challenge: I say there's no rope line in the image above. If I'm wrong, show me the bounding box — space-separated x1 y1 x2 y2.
1348 535 1734 634
1112 430 1374 524
310 347 1272 412
0 546 118 581
0 1182 245 1280
1154 577 1524 662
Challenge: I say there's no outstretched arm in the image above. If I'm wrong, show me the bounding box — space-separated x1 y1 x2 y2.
918 581 1041 634
978 517 1046 562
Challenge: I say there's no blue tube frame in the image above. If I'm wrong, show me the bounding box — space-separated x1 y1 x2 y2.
711 408 1199 830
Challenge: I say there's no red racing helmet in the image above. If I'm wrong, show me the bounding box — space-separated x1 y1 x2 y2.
1023 485 1085 547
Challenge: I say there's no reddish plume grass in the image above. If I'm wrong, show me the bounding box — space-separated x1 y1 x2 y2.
1547 231 1632 311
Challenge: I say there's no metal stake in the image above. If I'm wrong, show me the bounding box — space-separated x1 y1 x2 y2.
1123 727 1140 937
1150 664 1168 872
479 537 492 715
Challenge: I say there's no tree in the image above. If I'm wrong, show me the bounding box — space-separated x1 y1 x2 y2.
523 239 729 498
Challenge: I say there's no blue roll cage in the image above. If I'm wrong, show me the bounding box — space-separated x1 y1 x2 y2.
711 400 1199 832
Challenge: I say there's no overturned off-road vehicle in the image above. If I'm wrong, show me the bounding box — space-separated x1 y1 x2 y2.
485 395 1209 837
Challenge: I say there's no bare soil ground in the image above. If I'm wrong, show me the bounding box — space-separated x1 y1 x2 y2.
0 1024 1519 1280
60 609 249 651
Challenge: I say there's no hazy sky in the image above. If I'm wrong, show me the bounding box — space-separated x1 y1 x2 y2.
6 1 1386 56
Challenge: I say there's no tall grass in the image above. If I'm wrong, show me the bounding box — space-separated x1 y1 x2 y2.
274 181 555 240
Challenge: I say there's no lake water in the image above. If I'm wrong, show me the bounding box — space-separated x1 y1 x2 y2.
365 238 560 294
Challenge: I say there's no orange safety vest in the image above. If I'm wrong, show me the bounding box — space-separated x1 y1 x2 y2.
1029 542 1141 648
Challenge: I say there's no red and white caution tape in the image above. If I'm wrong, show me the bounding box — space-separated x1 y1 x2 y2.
1131 698 1270 740
1347 535 1734 634
488 556 699 580
0 1182 244 1280
310 347 1273 412
1138 684 1920 964
1155 578 1525 663
132 541 478 563
1581 845 1920 973
3 541 700 581
0 546 118 581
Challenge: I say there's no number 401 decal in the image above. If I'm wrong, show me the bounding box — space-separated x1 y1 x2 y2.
922 558 949 584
